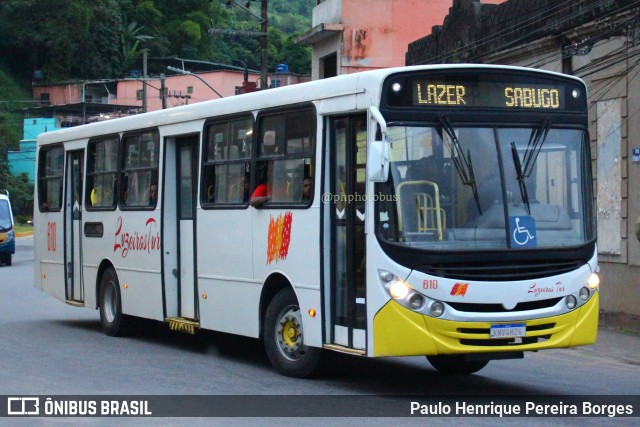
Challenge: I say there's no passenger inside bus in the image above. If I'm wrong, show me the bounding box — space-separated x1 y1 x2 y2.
149 184 158 206
301 177 312 202
250 164 272 207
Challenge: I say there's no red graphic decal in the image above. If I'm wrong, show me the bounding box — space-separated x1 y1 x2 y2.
450 283 469 296
267 211 293 264
113 216 161 259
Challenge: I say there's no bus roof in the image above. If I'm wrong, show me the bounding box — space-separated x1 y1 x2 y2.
36 64 584 147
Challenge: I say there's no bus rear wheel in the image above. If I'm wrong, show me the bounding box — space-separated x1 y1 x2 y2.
427 355 489 375
263 288 322 378
99 267 132 336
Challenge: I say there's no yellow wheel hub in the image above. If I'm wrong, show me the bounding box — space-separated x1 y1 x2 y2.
282 319 299 348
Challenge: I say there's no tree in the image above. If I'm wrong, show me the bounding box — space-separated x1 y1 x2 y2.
117 20 153 77
0 164 33 218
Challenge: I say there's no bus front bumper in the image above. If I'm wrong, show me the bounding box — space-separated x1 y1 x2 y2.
0 235 15 254
373 291 599 357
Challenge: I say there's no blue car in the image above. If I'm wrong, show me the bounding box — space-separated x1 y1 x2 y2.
0 193 15 266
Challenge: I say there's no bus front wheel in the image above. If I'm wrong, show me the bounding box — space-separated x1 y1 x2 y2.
263 288 322 378
427 355 489 375
99 267 132 337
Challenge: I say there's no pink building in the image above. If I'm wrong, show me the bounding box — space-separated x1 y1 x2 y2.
31 69 310 122
297 0 506 79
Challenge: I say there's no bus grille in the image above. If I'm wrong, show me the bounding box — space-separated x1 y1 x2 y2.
448 297 561 313
417 260 583 281
457 323 555 347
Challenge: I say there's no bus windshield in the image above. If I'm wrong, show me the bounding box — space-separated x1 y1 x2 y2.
377 124 592 250
0 200 12 231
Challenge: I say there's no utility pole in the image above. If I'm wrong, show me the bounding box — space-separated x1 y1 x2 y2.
214 1 268 89
160 74 166 109
260 0 268 90
142 52 148 113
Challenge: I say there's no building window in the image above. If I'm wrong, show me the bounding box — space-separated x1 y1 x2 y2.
40 93 50 105
202 116 253 206
86 136 119 209
37 146 64 211
270 79 281 88
136 89 144 101
121 130 159 208
320 52 338 79
187 86 193 94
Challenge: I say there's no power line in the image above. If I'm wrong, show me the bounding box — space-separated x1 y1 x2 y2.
416 0 579 64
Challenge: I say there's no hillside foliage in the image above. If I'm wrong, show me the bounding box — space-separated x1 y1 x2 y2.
0 0 314 84
0 1 315 215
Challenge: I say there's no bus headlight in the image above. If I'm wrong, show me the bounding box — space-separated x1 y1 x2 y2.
579 287 590 302
587 273 600 289
6 230 15 242
389 280 410 299
565 295 577 310
430 301 445 317
408 293 425 310
379 270 395 283
378 270 432 314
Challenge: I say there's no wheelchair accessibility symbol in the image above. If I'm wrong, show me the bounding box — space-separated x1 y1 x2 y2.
509 216 537 248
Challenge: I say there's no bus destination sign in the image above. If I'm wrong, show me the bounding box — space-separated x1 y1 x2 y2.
412 81 564 110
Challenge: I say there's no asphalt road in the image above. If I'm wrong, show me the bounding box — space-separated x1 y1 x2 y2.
1 236 639 426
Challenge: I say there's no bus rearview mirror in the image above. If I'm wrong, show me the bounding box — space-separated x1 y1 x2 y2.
367 138 389 182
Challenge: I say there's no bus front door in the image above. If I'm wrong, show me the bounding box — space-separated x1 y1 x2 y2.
65 150 84 304
327 115 367 351
163 135 199 325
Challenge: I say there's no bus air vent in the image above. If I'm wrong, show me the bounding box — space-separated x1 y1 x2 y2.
416 260 583 281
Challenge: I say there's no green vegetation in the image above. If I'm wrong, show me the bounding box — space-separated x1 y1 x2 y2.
0 1 315 216
14 223 34 235
0 68 32 217
0 0 314 82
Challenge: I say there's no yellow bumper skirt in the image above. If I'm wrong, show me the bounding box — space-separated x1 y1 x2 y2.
373 292 599 357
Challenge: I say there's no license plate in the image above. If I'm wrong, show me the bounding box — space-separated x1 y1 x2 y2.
490 323 526 339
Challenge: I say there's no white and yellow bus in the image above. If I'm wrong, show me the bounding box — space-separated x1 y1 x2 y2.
34 65 599 377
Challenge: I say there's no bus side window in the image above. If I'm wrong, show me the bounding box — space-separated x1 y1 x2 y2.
87 136 119 209
202 116 252 206
37 146 64 212
120 131 159 208
253 108 315 207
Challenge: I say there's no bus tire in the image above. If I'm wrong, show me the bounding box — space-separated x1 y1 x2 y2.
99 267 131 337
263 288 322 378
2 253 11 266
427 355 489 375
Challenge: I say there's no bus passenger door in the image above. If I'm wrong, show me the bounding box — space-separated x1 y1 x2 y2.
65 150 84 304
327 115 367 350
163 135 199 322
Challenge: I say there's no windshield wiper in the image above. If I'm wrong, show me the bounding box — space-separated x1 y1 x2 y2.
511 119 551 215
438 115 482 215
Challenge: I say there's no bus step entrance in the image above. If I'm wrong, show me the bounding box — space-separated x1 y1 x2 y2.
166 317 199 335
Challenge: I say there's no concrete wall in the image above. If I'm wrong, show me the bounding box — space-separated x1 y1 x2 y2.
305 0 509 79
